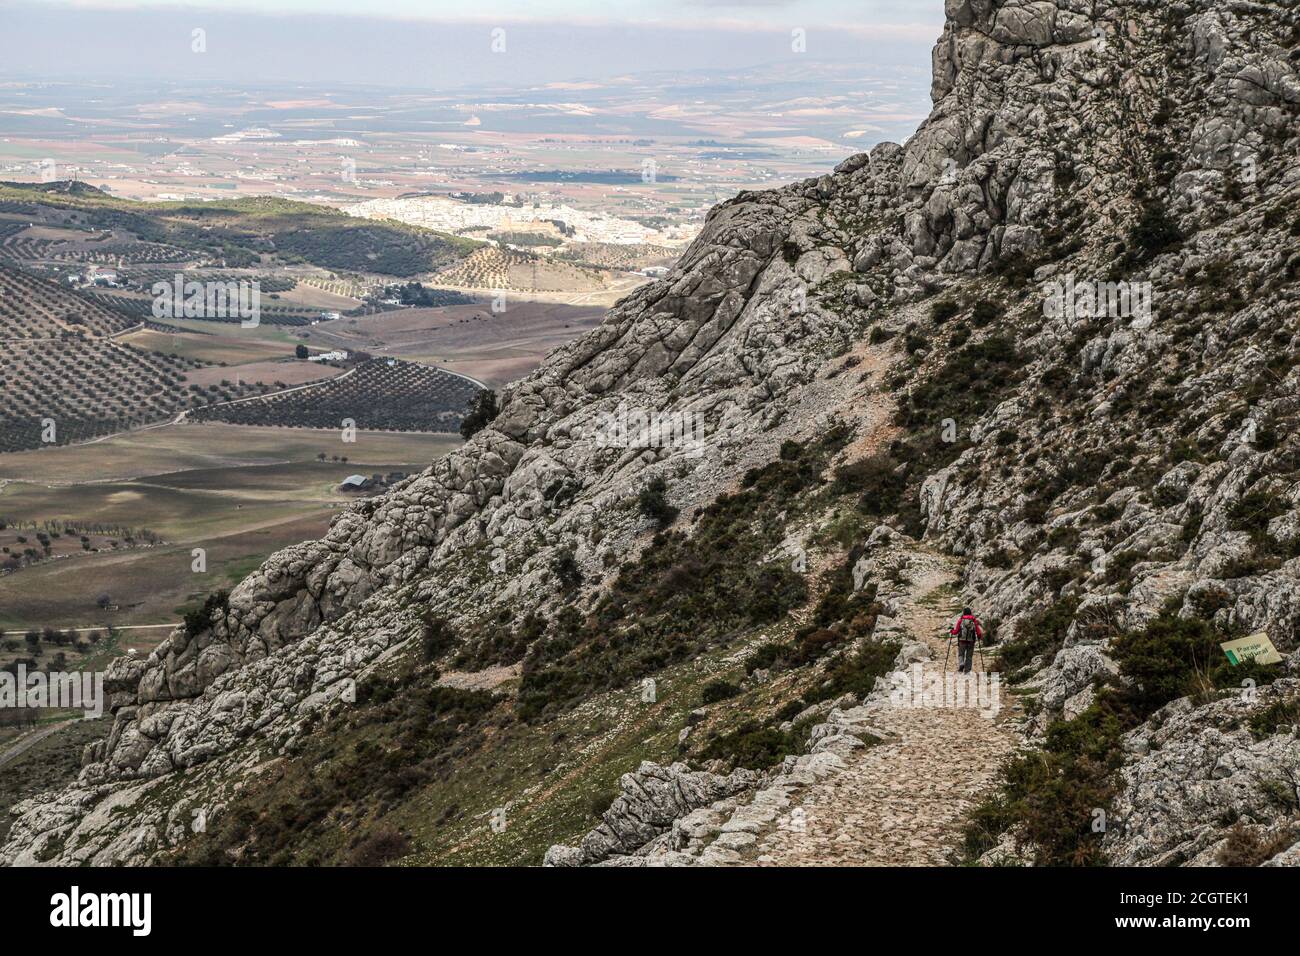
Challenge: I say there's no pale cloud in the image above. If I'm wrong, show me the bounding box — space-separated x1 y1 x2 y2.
2 0 944 85
15 0 942 29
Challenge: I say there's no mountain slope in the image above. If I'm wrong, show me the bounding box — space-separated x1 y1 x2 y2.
4 0 1300 867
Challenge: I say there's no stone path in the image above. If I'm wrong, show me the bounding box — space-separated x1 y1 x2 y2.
744 550 1022 866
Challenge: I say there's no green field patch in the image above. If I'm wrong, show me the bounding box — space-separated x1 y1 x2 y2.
0 423 461 483
123 329 295 366
0 511 333 629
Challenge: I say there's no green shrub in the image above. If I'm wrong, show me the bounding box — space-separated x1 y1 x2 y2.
515 434 856 721
451 612 544 669
807 638 900 703
1000 597 1078 674
551 548 584 592
699 716 821 771
970 300 1001 327
1227 492 1287 546
1249 695 1300 739
773 698 807 723
589 791 618 818
1188 583 1233 618
895 336 1025 431
173 667 500 866
1125 201 1183 265
459 389 498 439
420 614 458 662
984 548 1013 569
931 300 960 323
834 453 906 516
1104 550 1142 588
1171 438 1204 464
638 476 679 527
701 679 742 704
961 698 1128 866
746 641 785 674
182 590 229 638
347 827 412 866
1109 614 1233 718
1046 526 1080 551
967 609 1287 865
1021 497 1055 526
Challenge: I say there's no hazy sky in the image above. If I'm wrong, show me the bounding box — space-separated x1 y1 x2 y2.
1 0 945 87
11 0 937 28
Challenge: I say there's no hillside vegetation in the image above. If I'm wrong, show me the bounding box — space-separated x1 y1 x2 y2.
0 183 480 276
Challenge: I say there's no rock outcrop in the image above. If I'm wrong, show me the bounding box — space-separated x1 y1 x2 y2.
542 762 761 867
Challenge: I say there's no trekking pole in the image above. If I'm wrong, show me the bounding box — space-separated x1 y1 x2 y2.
943 631 952 673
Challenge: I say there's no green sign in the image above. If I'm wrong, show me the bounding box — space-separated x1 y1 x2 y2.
1220 633 1283 666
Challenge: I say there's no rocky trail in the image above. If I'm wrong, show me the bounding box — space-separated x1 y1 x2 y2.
739 551 1023 866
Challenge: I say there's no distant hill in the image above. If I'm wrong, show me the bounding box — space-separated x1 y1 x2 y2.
0 182 480 277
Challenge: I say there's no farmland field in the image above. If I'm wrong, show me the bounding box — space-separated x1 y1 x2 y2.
189 358 481 432
0 423 459 483
0 479 322 542
0 423 460 628
0 184 602 643
0 509 333 629
122 328 297 366
0 262 286 451
301 300 607 388
182 359 342 390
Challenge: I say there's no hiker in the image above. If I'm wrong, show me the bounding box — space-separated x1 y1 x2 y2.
949 607 984 674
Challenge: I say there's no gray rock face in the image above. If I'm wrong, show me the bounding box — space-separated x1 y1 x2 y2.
1030 644 1120 713
543 762 760 867
5 0 1300 867
1106 681 1300 866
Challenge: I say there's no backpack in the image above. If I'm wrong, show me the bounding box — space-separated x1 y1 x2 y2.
959 616 977 643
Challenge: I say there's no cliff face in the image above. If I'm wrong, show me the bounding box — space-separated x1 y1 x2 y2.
5 0 1300 866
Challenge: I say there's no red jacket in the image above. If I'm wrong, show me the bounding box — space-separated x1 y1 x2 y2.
950 614 984 641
